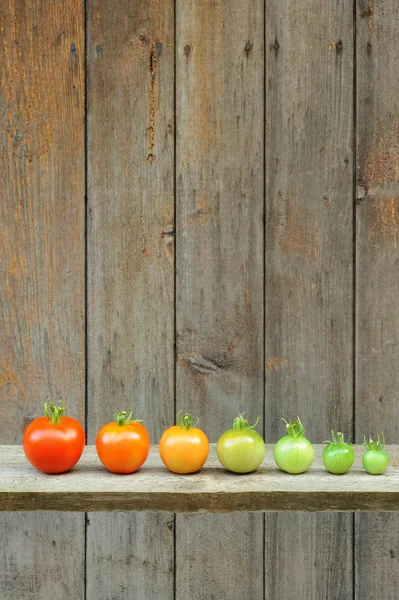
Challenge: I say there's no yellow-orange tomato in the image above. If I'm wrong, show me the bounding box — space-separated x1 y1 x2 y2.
96 409 150 474
159 412 209 474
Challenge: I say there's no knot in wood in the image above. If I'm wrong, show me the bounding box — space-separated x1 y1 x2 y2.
244 40 253 55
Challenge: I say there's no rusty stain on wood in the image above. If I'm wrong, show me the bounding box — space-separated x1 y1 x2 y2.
184 196 215 226
0 358 27 403
266 357 288 372
273 195 321 264
360 128 399 191
147 43 157 163
369 197 398 248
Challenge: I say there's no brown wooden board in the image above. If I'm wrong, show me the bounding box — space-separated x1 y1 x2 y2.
355 1 399 597
0 0 85 598
175 0 264 596
86 0 175 598
265 0 354 598
2 445 399 512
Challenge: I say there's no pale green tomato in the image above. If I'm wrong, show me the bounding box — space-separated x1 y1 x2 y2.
362 450 389 475
362 434 389 475
323 431 355 474
216 415 265 473
274 417 314 474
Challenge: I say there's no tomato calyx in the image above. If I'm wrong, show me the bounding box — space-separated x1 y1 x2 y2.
363 432 386 452
44 399 66 424
324 431 355 446
113 409 143 427
177 411 200 430
232 413 261 431
281 417 306 438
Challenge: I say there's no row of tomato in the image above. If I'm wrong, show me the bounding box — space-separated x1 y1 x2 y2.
22 400 390 476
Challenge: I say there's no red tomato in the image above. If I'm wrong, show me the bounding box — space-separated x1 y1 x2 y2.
96 409 150 474
159 412 209 474
23 400 85 474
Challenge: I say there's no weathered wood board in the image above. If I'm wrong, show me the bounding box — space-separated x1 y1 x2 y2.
86 0 175 598
265 0 354 598
0 0 85 598
355 1 399 598
1 0 399 596
1 445 399 512
175 0 265 597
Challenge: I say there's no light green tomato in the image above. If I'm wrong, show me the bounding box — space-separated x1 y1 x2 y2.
362 434 389 475
362 450 389 475
216 415 265 473
322 432 355 474
274 436 314 474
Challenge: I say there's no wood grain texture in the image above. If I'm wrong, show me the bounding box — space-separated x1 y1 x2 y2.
0 513 85 600
0 1 85 598
2 445 399 512
86 513 174 600
177 514 264 599
355 1 399 598
175 0 264 597
87 0 175 598
265 513 353 600
265 1 354 598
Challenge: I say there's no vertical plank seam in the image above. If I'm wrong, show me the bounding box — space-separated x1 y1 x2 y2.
173 0 177 597
84 0 89 597
263 0 267 599
352 1 357 599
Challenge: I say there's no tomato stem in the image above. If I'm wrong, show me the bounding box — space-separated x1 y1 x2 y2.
177 411 199 430
363 432 386 451
44 399 65 424
114 409 143 427
232 414 261 431
323 431 357 446
282 417 305 438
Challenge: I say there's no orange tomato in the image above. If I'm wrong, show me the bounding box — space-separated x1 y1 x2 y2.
23 400 85 474
96 409 150 474
159 412 209 474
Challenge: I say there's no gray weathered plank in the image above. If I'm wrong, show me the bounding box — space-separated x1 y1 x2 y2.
265 0 354 598
0 0 85 598
355 1 399 597
175 0 265 595
87 0 175 598
265 513 353 600
1 445 399 512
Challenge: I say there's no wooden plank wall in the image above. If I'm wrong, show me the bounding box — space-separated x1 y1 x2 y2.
0 1 85 598
175 0 264 597
355 0 399 596
0 1 398 599
86 0 175 598
264 1 354 598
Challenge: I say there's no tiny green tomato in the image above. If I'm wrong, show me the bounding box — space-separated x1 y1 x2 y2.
322 431 355 475
362 434 389 475
216 414 265 473
274 417 314 474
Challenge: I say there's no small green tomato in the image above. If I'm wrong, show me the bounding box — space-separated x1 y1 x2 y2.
274 417 314 474
323 431 355 475
362 433 389 475
216 414 265 473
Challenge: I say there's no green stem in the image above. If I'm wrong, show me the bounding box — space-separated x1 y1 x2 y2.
282 417 305 438
113 409 143 427
44 399 65 424
177 411 199 430
363 432 386 451
232 414 261 431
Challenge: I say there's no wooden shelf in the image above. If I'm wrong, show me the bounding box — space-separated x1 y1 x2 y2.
1 445 398 512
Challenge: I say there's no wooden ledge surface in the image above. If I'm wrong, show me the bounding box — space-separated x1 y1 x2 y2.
1 445 398 512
